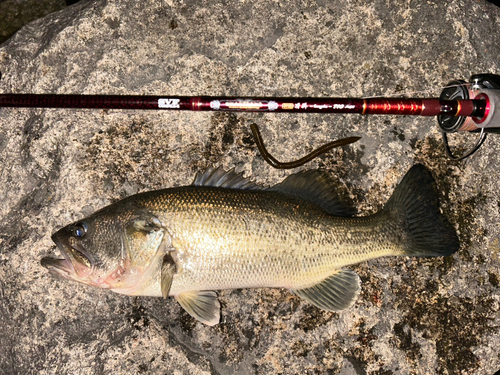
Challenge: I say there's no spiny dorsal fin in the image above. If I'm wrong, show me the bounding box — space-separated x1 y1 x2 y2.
192 167 262 190
291 269 361 311
269 170 355 217
175 290 220 326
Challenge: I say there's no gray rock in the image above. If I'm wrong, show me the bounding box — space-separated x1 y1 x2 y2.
1 0 499 373
0 0 67 44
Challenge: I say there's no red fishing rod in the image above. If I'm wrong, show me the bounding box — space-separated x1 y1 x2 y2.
1 73 499 161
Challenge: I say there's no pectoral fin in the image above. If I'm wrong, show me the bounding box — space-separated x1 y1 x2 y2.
292 269 361 311
161 254 177 298
175 291 220 326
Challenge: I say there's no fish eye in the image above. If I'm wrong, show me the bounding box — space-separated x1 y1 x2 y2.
73 222 88 238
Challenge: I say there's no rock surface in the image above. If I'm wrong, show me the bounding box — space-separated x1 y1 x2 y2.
1 0 499 374
0 0 67 44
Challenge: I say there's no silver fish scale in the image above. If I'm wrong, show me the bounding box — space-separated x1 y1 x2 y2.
134 186 401 297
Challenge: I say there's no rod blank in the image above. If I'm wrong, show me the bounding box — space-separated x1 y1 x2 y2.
0 93 485 118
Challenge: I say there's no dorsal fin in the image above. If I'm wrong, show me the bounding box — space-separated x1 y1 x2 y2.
269 170 355 217
192 167 262 190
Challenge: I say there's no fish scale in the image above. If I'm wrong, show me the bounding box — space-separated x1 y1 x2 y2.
133 188 405 294
42 165 459 325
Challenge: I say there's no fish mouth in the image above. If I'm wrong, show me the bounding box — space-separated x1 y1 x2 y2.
41 234 93 279
40 255 75 278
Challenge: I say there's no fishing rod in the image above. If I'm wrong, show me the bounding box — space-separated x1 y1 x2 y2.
1 73 499 161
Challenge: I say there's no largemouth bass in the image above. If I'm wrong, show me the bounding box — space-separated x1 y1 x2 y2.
42 164 459 325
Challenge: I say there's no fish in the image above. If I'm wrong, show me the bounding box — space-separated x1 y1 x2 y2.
42 164 459 325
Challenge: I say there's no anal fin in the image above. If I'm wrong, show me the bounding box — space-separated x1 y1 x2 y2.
291 269 361 311
175 291 220 326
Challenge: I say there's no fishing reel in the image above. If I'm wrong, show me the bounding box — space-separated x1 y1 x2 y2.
438 73 500 160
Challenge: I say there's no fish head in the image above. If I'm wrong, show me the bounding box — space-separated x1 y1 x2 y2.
42 206 166 291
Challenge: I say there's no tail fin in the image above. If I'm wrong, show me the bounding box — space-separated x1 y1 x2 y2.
384 164 459 257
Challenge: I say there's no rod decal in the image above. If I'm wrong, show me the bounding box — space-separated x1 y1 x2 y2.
158 98 180 109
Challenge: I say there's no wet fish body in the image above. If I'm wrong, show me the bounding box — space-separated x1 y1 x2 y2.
43 165 459 325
